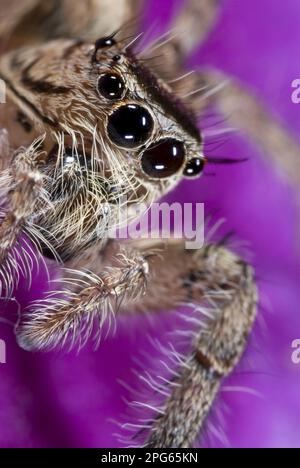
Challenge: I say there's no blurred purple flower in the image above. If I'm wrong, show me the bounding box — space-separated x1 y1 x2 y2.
1 0 300 448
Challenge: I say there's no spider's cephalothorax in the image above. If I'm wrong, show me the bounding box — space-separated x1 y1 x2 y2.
1 0 298 450
0 34 205 259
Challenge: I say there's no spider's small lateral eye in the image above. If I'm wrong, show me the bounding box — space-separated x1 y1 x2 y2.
141 138 185 179
183 157 206 178
98 74 125 100
113 55 122 62
107 104 153 148
95 36 116 49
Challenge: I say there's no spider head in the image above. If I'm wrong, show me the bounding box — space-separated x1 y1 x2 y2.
0 35 205 195
91 34 206 189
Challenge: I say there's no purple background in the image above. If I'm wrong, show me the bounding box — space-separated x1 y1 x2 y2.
1 0 300 448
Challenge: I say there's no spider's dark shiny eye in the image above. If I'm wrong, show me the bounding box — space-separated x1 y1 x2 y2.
95 36 116 49
107 104 153 148
183 157 206 178
98 74 125 100
141 138 185 179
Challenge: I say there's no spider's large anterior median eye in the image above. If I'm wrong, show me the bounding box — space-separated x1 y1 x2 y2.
107 104 153 148
141 138 185 179
98 74 125 100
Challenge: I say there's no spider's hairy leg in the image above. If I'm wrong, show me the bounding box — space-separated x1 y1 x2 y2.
0 0 143 52
0 0 39 39
16 243 151 351
143 0 223 78
17 238 257 447
190 70 300 187
148 242 256 448
117 240 257 448
72 239 256 448
170 0 223 59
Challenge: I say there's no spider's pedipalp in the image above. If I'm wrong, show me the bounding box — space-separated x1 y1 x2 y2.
0 135 49 294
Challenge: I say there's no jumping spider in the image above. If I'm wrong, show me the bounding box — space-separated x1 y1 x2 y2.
0 0 299 448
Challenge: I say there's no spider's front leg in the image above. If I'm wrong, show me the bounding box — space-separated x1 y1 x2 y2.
146 243 257 448
16 241 152 350
17 238 257 448
118 240 257 448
